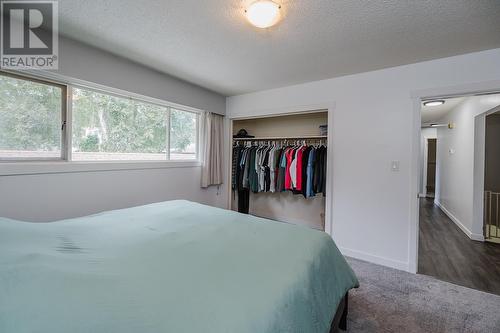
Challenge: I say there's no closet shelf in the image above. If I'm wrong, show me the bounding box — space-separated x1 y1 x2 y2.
233 135 327 141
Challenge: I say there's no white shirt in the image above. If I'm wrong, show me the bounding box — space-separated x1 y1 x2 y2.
289 149 298 189
269 147 276 192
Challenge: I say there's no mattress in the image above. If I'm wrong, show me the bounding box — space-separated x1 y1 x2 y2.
0 200 358 333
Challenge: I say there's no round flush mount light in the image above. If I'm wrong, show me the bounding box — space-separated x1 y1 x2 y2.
423 100 445 107
245 1 281 28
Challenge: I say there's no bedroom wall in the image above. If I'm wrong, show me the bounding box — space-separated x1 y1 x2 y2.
436 96 500 239
57 36 225 115
225 48 500 272
0 167 226 222
0 37 226 222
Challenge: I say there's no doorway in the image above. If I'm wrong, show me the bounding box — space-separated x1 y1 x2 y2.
416 93 500 295
425 138 436 198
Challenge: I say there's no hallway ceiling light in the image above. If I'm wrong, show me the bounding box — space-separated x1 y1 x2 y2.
423 100 445 107
427 122 454 129
245 1 281 28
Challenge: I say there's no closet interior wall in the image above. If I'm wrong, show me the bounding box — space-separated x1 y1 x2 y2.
231 111 328 230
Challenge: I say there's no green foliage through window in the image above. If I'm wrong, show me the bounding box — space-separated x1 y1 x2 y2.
170 108 196 157
72 87 168 160
0 73 199 161
0 74 62 158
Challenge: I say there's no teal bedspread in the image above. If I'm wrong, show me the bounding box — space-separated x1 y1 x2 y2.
0 200 358 333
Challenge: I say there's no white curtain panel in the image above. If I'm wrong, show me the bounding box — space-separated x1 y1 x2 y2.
200 112 224 188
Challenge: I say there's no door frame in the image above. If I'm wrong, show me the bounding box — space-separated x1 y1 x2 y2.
422 136 437 198
409 80 500 273
475 104 500 241
422 138 429 198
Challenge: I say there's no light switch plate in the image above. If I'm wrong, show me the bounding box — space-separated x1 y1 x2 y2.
391 161 400 172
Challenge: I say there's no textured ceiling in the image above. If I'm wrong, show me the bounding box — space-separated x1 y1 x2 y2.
58 0 500 96
421 97 466 124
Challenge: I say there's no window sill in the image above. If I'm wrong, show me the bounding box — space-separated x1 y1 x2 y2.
0 160 202 176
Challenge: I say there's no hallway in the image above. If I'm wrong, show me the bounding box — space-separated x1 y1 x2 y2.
418 198 500 295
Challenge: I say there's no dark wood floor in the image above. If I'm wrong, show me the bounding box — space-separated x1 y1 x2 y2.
418 198 500 295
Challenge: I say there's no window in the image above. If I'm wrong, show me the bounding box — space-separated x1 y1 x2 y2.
72 88 168 161
0 73 65 160
170 108 198 160
0 71 201 165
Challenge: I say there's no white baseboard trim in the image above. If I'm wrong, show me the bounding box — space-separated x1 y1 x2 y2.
470 233 485 242
434 200 484 242
340 246 410 272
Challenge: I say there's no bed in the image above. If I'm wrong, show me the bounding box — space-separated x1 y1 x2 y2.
0 200 358 333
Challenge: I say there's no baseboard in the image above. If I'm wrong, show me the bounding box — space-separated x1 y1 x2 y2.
470 233 485 242
340 246 410 272
434 200 484 242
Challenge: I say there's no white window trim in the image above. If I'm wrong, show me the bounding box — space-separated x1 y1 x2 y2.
0 70 204 176
0 160 202 176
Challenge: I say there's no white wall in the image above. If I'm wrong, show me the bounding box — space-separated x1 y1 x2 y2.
57 36 225 115
420 128 437 195
0 167 225 222
226 48 500 271
436 96 500 239
0 37 226 222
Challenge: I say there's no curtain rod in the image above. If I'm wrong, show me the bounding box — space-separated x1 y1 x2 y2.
233 135 327 141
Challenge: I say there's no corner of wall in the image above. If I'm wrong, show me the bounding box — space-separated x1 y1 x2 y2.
434 200 484 241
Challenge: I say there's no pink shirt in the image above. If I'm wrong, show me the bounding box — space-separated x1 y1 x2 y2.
284 148 295 190
295 146 306 191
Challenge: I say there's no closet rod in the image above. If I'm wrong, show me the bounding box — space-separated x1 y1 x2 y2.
233 135 327 141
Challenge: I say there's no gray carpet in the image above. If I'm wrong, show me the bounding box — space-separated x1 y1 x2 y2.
346 258 500 333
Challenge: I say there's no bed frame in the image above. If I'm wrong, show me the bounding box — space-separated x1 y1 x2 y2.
329 292 349 332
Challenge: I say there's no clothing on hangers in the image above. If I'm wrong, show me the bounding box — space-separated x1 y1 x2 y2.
277 148 287 192
306 147 316 198
249 146 259 193
235 143 250 213
284 147 294 190
232 140 328 203
301 145 312 197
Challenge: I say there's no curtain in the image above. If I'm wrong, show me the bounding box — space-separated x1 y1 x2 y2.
201 112 224 188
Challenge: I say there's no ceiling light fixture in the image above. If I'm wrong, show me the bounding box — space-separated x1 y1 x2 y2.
424 122 454 129
245 1 281 28
423 100 445 107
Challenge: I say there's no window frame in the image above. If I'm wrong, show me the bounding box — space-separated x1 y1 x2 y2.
0 71 68 162
0 70 204 175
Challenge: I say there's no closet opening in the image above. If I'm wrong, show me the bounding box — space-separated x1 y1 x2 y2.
229 110 329 231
